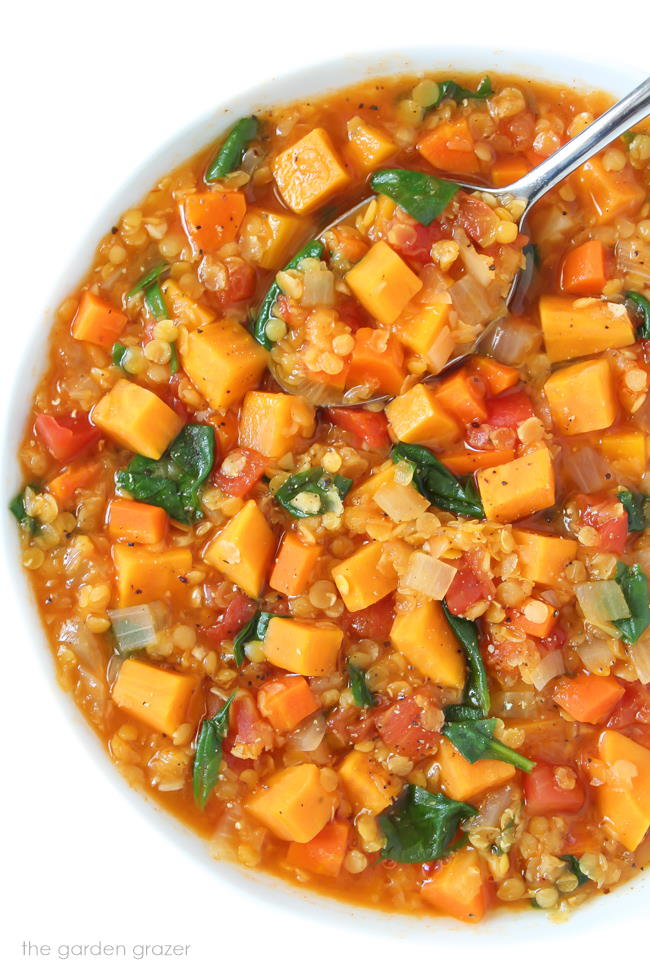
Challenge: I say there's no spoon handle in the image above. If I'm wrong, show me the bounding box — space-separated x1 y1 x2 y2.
506 75 650 207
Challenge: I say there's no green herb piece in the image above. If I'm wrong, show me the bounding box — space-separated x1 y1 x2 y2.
622 131 638 147
625 291 650 339
391 444 484 520
560 854 590 887
424 75 493 110
613 561 650 644
443 713 535 772
116 424 215 524
205 116 259 183
253 240 324 349
193 693 235 809
442 601 490 715
232 610 279 668
369 169 459 226
274 466 352 519
347 662 375 708
169 341 179 375
618 489 650 532
126 262 169 298
379 785 476 864
9 486 40 534
112 342 128 369
144 281 168 321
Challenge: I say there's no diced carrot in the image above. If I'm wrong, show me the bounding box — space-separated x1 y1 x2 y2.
182 191 247 255
106 498 169 545
71 291 127 348
439 448 516 475
560 240 608 296
574 157 645 225
417 119 480 174
46 461 98 507
435 367 487 425
467 355 519 395
490 154 529 187
553 673 625 724
286 821 350 878
420 849 490 923
257 675 319 732
269 532 322 597
346 327 406 397
507 598 557 639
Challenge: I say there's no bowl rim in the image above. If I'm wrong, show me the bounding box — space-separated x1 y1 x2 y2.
4 43 649 941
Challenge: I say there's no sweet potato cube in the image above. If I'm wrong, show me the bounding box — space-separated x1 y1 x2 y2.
437 736 516 802
246 763 337 842
390 602 465 689
417 119 479 174
262 617 343 677
512 529 577 586
111 659 198 736
92 379 183 459
385 383 461 448
179 318 268 411
345 241 422 325
490 155 530 188
203 499 275 598
544 357 617 435
348 463 397 503
439 448 516 475
286 821 350 878
182 190 247 254
273 127 351 214
574 157 645 225
238 391 315 458
112 544 193 607
468 356 519 395
238 206 305 269
346 117 396 170
161 280 214 331
338 750 402 815
598 730 650 850
539 295 635 363
257 675 319 732
599 428 647 479
346 327 406 397
477 447 555 523
435 367 488 425
331 540 398 612
421 849 490 923
71 291 128 348
393 298 450 357
269 532 322 597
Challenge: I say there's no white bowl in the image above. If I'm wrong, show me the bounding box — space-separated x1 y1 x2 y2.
4 45 649 951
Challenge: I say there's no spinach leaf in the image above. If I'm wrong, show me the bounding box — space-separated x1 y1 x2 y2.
618 489 650 532
369 170 459 226
126 261 169 297
206 116 259 182
232 610 279 667
625 291 650 339
442 601 490 714
347 662 375 708
192 693 235 809
560 854 590 887
274 466 352 519
379 785 476 863
116 424 215 524
613 561 650 644
424 75 493 110
9 485 40 534
253 240 324 349
391 443 485 520
144 281 168 321
443 713 535 772
112 342 128 369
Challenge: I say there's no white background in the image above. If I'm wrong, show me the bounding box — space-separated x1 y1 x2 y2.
2 1 649 972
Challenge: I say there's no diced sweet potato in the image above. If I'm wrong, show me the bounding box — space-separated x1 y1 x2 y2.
393 297 450 357
437 736 516 801
182 191 247 254
71 291 127 348
238 391 315 458
257 675 319 732
246 763 337 842
203 499 275 597
599 428 647 480
421 849 490 923
417 119 479 174
92 379 183 459
179 318 268 411
331 540 398 612
574 157 645 225
598 730 650 851
112 544 192 608
512 529 578 586
477 447 555 523
538 295 635 364
338 750 402 814
385 383 461 448
273 128 351 214
238 206 305 270
263 617 343 677
346 116 396 171
286 821 350 878
544 357 617 435
439 448 516 475
490 155 529 188
390 602 465 689
111 659 198 736
435 367 488 425
269 532 322 597
346 327 406 396
161 280 214 330
345 241 422 325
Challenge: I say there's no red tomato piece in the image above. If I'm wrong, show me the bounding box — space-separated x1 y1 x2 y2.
326 706 376 747
223 694 273 765
221 257 256 304
200 593 257 648
576 495 628 555
34 413 101 463
485 389 535 430
387 218 445 262
326 407 390 450
524 763 586 816
336 296 371 332
444 550 495 616
343 594 395 643
375 696 442 760
214 447 267 497
456 194 498 246
538 623 568 653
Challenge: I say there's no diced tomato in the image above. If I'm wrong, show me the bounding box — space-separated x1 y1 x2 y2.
222 693 273 767
342 594 395 643
326 706 376 747
538 623 568 653
444 549 495 616
387 217 445 262
456 194 499 247
34 413 101 463
524 762 586 815
375 694 442 760
607 682 650 736
575 494 628 555
485 389 535 430
221 257 256 305
326 407 390 450
500 111 535 150
200 593 257 648
158 374 192 422
214 447 267 497
336 296 372 332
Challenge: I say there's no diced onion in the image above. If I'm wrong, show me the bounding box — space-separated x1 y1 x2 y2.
576 636 617 676
425 324 455 374
481 318 540 364
562 446 612 493
531 649 565 690
464 785 516 831
492 690 538 718
107 601 168 655
401 551 457 599
449 274 498 325
287 712 326 752
453 227 495 287
373 481 430 523
576 581 629 624
58 618 104 676
630 630 650 684
301 266 335 306
616 238 650 287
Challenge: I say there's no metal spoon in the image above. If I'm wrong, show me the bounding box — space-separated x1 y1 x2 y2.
271 75 650 407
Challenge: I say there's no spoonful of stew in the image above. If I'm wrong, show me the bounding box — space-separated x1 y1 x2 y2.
252 75 650 407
